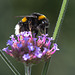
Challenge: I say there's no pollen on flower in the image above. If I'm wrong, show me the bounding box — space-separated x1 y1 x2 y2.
2 31 59 65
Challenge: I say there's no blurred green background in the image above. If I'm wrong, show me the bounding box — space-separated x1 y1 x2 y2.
0 0 75 75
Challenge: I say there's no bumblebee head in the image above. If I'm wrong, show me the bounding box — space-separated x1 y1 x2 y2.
32 12 49 26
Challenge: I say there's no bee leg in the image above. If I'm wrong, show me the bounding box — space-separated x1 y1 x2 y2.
46 28 48 34
29 24 32 31
45 26 49 34
44 28 48 34
35 29 38 37
44 28 46 34
28 21 32 31
37 26 43 35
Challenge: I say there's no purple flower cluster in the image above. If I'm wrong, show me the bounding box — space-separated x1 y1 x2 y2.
2 31 59 64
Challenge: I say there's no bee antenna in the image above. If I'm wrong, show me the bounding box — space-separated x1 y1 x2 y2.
15 16 25 18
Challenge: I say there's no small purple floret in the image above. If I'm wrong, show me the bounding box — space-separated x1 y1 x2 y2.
28 46 34 51
23 54 30 61
54 43 59 50
17 43 22 48
35 52 42 58
7 40 13 46
2 47 9 51
43 47 48 54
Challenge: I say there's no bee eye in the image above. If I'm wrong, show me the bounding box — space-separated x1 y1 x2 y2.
42 21 44 24
42 20 47 24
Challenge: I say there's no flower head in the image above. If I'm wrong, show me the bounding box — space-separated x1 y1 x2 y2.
2 31 59 65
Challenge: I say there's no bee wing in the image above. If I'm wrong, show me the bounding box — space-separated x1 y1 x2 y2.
15 15 37 18
15 16 25 18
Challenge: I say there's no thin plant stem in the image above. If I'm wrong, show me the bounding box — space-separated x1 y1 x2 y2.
41 0 69 75
53 0 69 40
24 63 31 75
0 50 20 75
41 58 51 75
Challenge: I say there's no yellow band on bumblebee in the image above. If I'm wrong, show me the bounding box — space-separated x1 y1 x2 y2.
22 17 27 22
38 15 46 20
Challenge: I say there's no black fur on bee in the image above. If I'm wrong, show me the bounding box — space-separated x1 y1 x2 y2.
15 12 50 36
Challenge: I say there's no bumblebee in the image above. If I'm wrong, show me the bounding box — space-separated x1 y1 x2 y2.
15 13 49 36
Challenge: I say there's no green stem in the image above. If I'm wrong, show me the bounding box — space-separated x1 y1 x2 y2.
0 50 20 75
24 63 31 75
42 0 69 75
53 0 68 40
41 58 51 75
